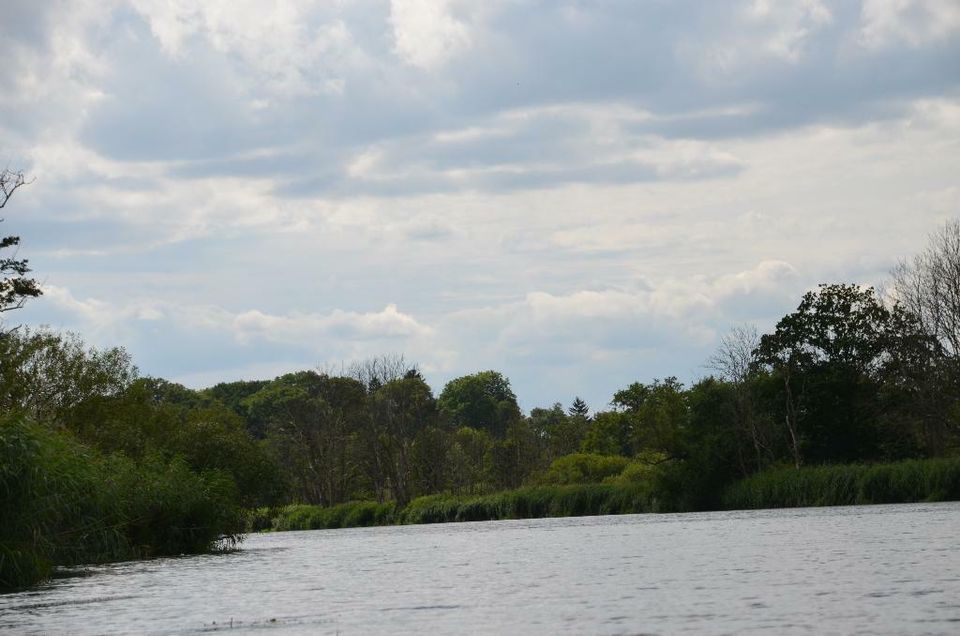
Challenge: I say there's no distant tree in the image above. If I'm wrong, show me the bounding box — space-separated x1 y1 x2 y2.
752 284 936 465
368 373 437 505
568 397 589 418
581 411 633 456
244 371 367 505
448 426 492 495
438 370 520 438
0 169 41 319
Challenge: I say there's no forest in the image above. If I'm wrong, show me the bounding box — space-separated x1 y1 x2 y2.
2 168 959 589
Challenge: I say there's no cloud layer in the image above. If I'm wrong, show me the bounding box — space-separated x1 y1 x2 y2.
3 0 959 410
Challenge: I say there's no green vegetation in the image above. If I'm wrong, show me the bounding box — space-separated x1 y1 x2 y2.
271 501 397 531
0 415 243 589
268 483 652 531
723 457 960 509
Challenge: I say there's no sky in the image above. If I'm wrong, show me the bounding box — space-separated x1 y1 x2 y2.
2 0 959 413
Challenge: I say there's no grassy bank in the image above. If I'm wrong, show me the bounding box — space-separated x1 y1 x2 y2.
263 457 960 533
0 415 245 591
722 457 960 509
265 482 653 531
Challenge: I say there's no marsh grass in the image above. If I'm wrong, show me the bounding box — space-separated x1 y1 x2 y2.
271 501 398 531
270 483 654 531
722 457 960 509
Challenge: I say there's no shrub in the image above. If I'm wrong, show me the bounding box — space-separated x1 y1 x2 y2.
538 453 629 486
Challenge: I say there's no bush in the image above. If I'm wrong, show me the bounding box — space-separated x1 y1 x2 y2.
538 453 629 485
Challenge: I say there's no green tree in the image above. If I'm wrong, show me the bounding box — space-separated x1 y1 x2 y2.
752 284 935 465
568 397 589 418
438 370 520 438
581 411 633 456
368 373 438 504
0 329 136 427
245 372 367 505
448 426 492 495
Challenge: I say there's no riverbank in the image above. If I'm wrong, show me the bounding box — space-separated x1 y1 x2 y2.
253 456 960 532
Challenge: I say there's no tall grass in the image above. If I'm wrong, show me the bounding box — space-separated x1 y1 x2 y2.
0 415 244 590
269 483 654 531
722 457 960 509
400 483 652 524
271 501 397 531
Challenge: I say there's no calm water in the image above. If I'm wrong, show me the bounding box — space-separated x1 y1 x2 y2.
2 503 959 634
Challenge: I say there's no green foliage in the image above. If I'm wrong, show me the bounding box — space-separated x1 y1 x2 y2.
581 411 633 456
722 457 960 509
0 329 135 427
271 501 397 531
448 426 492 495
752 284 939 466
399 483 652 525
0 415 244 590
538 453 629 485
438 370 520 438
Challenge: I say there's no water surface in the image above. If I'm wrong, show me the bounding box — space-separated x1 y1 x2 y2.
3 503 959 634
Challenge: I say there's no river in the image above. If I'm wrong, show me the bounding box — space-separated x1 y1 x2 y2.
2 502 959 634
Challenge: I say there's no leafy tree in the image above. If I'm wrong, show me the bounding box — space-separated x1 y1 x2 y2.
368 373 437 504
448 426 492 495
410 426 452 496
245 371 367 505
604 378 687 457
0 329 136 426
581 411 633 456
438 370 520 438
0 169 41 319
203 379 269 435
489 419 540 490
752 284 935 465
529 403 589 460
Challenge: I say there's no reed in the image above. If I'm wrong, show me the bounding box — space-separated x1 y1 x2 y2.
722 457 960 510
271 501 397 531
0 415 245 590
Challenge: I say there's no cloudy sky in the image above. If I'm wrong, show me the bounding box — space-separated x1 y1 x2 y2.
2 0 958 411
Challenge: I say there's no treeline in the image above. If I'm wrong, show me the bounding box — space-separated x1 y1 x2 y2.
3 206 960 588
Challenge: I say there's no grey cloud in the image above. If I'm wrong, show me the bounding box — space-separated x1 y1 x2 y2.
41 0 952 198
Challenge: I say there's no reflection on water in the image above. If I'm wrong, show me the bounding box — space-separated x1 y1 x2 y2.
2 503 960 634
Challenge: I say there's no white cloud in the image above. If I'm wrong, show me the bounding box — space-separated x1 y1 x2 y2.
129 0 357 97
389 0 473 70
859 0 960 48
232 304 433 345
